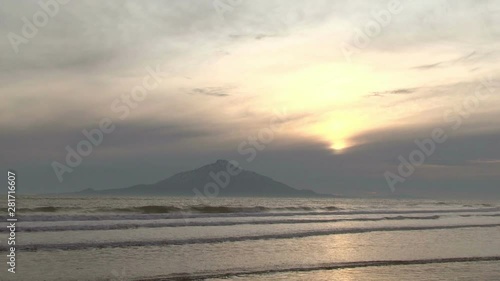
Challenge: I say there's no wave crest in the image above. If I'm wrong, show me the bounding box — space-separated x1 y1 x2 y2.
20 205 342 214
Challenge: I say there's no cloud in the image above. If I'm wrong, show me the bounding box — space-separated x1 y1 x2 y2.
367 88 417 97
412 62 445 70
349 119 500 169
229 33 279 41
188 87 233 97
1 0 500 198
411 51 485 70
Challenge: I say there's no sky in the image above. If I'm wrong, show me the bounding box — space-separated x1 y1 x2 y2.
1 0 500 198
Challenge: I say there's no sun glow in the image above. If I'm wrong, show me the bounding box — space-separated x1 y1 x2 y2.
330 140 349 152
307 113 367 153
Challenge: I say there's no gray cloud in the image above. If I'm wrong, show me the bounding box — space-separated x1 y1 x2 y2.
189 87 233 97
368 88 417 97
411 51 494 70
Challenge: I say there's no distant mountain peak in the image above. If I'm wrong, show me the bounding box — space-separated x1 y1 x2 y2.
194 159 234 172
215 159 230 164
211 159 231 167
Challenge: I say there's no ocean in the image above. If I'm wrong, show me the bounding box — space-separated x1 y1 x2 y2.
2 196 500 280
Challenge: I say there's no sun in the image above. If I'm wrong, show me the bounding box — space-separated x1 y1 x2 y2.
330 140 349 152
308 118 361 153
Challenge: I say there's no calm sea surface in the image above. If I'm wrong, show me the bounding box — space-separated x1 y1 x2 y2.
1 196 500 280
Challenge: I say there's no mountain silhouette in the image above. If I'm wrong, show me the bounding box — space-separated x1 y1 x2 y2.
79 160 328 197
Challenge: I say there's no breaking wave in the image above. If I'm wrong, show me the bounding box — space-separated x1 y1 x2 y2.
11 223 500 251
19 205 343 214
21 207 82 213
8 215 441 233
12 207 500 222
157 256 500 280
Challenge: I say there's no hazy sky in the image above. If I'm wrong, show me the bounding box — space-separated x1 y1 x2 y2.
1 0 500 198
